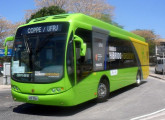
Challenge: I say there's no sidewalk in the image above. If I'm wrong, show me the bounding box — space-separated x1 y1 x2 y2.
149 66 165 80
0 85 11 91
0 76 3 85
0 76 11 91
149 74 165 80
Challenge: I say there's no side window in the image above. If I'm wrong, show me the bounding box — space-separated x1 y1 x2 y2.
106 37 137 69
75 28 93 82
67 33 75 86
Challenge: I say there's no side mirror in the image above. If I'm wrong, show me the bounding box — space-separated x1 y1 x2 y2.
73 35 86 56
5 45 8 56
3 36 14 56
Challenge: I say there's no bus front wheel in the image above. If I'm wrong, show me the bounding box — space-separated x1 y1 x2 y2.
97 79 109 102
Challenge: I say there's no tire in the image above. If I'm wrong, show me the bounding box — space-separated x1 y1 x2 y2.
96 79 109 102
136 72 141 86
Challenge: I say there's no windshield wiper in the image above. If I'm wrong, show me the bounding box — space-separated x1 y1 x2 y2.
24 35 31 54
23 35 34 71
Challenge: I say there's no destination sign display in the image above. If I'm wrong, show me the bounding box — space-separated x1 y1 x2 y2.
22 24 62 35
16 22 69 36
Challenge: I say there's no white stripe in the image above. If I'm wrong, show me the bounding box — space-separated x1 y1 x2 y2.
130 108 165 120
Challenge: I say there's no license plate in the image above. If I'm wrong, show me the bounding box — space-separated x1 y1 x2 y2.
28 96 38 101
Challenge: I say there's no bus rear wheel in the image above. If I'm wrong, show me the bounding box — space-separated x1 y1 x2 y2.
97 79 109 102
136 72 141 86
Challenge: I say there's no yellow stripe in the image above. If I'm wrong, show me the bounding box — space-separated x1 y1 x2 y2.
130 37 149 79
129 37 148 46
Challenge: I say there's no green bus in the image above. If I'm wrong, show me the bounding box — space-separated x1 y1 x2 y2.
4 13 149 106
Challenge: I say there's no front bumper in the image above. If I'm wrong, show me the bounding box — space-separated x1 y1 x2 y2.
11 88 76 106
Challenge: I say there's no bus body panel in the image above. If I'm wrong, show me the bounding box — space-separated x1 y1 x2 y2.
11 67 138 106
11 78 66 95
109 67 138 92
12 87 76 106
130 37 149 79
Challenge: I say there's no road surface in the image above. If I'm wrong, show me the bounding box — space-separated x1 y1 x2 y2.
0 76 165 120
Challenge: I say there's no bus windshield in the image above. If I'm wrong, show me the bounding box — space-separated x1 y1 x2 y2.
11 22 69 83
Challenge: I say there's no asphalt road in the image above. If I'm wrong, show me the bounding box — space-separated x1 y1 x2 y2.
0 76 165 120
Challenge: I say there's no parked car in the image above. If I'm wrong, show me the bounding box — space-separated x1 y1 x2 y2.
155 58 165 74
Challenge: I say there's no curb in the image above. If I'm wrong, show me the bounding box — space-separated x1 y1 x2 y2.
149 74 165 80
0 85 11 91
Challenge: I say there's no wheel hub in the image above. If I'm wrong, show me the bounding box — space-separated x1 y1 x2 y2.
98 83 107 98
137 75 141 84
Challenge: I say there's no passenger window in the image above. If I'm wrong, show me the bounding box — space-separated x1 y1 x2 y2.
106 37 138 69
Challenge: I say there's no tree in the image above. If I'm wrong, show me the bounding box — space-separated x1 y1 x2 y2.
32 0 124 28
131 29 159 56
111 21 123 29
0 16 23 48
0 17 23 63
0 17 12 48
26 6 66 23
26 0 114 24
34 0 67 9
68 0 114 20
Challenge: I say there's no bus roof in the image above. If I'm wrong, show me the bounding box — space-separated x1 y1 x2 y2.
20 13 145 42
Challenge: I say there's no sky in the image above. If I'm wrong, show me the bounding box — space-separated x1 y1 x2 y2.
0 0 165 38
109 0 165 38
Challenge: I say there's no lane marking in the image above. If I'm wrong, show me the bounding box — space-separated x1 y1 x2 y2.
130 108 165 120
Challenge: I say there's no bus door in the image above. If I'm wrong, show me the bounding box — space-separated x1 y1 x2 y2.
74 27 109 102
74 28 94 102
92 27 109 72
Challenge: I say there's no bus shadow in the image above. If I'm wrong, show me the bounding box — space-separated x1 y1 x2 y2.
13 100 97 116
109 81 147 99
13 81 147 116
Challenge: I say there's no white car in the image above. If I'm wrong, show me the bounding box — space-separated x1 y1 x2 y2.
155 58 165 74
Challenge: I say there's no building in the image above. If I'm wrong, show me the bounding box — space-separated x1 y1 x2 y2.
155 39 165 59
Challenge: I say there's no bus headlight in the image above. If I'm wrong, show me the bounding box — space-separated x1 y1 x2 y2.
11 85 21 92
52 88 56 93
51 87 64 94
